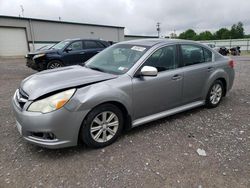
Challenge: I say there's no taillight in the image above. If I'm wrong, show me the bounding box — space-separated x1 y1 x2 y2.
228 60 235 68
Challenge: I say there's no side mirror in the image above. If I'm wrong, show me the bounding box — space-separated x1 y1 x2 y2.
140 66 158 76
65 48 72 52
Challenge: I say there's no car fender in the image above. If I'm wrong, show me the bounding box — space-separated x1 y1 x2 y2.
202 67 229 99
65 79 133 116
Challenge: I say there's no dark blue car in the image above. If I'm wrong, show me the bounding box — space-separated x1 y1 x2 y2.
26 39 110 71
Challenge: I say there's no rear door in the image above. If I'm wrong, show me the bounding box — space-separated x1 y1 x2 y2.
180 44 214 104
132 45 183 119
82 40 106 62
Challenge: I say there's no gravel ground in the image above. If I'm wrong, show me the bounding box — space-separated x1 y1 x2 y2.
0 57 249 188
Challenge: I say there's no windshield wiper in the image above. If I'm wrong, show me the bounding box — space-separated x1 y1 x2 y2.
87 66 105 73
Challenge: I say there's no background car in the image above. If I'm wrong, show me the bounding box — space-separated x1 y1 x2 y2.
204 43 216 49
12 39 235 149
218 46 230 56
230 46 241 56
34 44 55 52
26 39 110 71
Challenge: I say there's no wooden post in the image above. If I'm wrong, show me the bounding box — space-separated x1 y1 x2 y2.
247 39 249 52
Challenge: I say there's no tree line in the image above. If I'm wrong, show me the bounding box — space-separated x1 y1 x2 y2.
178 22 249 40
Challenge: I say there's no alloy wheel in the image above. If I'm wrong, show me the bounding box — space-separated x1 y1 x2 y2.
210 83 222 105
48 62 62 69
90 111 119 143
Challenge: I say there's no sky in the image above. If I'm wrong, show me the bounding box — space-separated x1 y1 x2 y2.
0 0 250 36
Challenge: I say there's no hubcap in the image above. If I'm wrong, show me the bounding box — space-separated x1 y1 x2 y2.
210 84 222 105
90 111 119 143
48 62 61 69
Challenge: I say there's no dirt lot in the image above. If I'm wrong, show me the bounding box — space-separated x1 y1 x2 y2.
0 57 249 188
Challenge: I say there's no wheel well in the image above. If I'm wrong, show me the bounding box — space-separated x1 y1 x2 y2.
48 59 63 64
103 101 132 131
217 78 227 96
46 59 63 69
79 101 132 140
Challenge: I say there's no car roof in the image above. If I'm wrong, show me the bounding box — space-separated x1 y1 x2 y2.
119 39 198 47
64 38 107 42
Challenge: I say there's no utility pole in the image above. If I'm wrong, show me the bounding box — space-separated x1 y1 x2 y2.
20 5 24 17
156 22 160 38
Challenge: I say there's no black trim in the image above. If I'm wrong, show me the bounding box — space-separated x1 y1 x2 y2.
0 15 124 29
176 44 183 68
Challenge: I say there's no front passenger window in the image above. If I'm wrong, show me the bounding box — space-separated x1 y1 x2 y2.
144 45 177 72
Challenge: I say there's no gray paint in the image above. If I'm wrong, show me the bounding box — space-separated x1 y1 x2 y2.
11 39 235 148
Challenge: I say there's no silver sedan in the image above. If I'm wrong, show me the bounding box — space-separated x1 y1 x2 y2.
12 39 235 148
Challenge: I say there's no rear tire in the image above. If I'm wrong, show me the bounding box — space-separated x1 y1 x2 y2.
206 80 224 108
81 104 124 148
47 60 63 69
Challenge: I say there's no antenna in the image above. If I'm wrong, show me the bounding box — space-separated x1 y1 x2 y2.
20 5 24 17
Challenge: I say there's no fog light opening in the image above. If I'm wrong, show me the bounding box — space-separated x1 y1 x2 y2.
31 132 56 140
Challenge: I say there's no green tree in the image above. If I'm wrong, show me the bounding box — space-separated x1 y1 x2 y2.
197 31 214 40
230 22 244 39
179 29 197 40
245 34 250 38
214 28 231 39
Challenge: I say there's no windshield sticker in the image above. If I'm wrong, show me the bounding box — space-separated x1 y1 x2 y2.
118 66 127 71
131 46 146 52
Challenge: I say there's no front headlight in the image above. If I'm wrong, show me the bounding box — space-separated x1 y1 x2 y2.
28 89 76 113
33 53 45 60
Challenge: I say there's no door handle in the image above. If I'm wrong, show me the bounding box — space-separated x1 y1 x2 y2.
172 74 182 80
207 67 215 72
80 52 85 54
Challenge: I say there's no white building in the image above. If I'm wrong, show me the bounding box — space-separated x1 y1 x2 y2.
0 15 125 57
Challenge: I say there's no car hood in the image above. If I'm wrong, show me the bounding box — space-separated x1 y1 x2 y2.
20 65 117 100
28 49 59 56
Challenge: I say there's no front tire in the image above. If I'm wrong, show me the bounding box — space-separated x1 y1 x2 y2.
47 60 63 69
81 104 124 148
206 80 224 108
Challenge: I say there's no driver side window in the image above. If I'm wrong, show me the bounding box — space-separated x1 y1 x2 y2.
68 41 83 51
144 45 177 72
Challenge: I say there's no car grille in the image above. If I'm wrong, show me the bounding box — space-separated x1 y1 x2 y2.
16 89 29 109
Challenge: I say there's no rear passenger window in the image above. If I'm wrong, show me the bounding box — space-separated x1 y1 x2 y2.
84 41 103 49
203 48 212 62
144 45 177 72
181 45 205 66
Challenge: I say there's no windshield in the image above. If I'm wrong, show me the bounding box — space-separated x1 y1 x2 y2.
51 40 71 50
85 44 149 75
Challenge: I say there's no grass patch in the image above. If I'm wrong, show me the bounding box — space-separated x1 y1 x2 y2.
241 51 250 56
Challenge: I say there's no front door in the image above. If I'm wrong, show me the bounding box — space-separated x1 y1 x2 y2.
63 40 85 65
132 45 183 120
